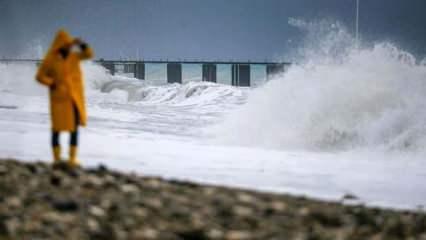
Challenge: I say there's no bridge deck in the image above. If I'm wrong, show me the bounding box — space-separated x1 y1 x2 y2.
1 59 290 86
0 58 290 65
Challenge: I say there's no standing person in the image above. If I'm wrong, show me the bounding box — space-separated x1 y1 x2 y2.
36 29 94 167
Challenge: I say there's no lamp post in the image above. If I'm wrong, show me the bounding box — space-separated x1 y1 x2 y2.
356 0 360 46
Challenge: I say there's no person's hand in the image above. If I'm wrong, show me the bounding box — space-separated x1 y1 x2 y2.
79 42 88 51
73 38 88 51
73 38 83 45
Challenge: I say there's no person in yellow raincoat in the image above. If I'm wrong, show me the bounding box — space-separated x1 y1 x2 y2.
36 29 93 167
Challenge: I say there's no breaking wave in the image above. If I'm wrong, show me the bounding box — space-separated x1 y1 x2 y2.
99 80 246 106
0 61 246 107
215 19 426 152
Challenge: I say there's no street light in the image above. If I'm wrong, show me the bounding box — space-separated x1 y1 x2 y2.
356 0 360 46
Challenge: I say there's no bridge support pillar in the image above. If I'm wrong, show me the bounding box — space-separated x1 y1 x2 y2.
124 63 134 74
202 64 216 82
266 63 286 80
101 62 115 75
232 64 250 86
135 62 145 80
167 63 182 83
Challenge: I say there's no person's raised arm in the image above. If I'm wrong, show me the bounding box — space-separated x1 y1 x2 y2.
74 38 94 60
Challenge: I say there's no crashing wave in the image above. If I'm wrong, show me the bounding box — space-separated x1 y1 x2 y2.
0 61 247 108
215 19 426 153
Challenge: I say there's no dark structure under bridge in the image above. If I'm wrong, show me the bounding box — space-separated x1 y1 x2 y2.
0 59 291 87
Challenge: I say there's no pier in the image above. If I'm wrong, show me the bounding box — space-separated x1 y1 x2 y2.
0 59 290 87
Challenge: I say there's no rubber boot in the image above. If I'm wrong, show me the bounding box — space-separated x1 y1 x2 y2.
68 146 80 168
53 146 61 163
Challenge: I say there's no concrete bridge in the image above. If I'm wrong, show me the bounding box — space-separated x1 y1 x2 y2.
99 59 290 86
0 59 290 87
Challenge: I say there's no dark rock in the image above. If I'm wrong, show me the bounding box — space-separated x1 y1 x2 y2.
263 207 275 216
52 162 70 171
342 193 358 200
217 206 233 219
170 179 199 189
352 207 378 227
26 164 37 174
52 162 81 178
98 164 108 172
87 164 108 175
50 174 61 186
67 168 81 178
51 199 79 212
0 219 7 235
309 209 343 227
413 215 426 234
177 229 208 240
38 192 54 202
385 218 408 238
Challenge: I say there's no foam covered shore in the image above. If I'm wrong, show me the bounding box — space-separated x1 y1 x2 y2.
0 159 425 240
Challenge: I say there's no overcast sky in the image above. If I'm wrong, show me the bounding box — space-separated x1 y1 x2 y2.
1 0 425 60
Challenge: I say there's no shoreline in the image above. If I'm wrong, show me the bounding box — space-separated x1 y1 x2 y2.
1 159 425 239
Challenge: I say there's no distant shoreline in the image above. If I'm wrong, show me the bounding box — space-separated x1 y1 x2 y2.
0 159 425 239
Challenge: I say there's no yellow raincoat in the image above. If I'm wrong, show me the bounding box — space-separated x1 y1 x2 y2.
36 29 93 131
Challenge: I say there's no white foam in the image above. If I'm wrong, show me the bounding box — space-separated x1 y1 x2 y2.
216 19 426 153
0 62 44 96
0 60 246 108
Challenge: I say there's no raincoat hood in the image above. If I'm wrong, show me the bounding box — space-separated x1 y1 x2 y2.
48 29 74 54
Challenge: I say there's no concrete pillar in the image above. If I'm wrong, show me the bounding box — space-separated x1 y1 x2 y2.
202 64 216 82
101 62 115 75
232 64 251 86
124 63 135 74
135 62 145 80
167 63 182 83
231 64 238 86
266 63 286 80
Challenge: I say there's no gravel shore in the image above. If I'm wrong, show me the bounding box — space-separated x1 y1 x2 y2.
0 159 425 240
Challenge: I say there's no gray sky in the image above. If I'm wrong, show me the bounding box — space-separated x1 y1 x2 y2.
1 0 426 60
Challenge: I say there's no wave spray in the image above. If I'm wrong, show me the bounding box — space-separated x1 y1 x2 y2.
216 19 426 152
